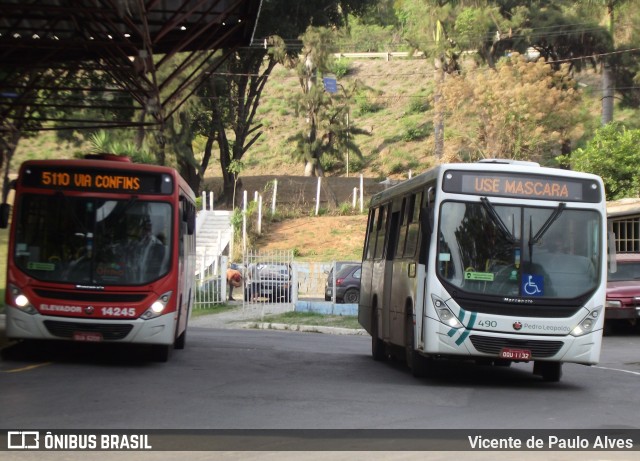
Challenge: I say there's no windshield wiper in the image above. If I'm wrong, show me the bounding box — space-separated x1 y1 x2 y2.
527 202 566 260
480 197 517 244
529 203 566 246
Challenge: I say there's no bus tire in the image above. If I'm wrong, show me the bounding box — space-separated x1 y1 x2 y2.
174 329 187 350
371 309 386 361
534 361 562 382
151 344 172 362
405 311 430 378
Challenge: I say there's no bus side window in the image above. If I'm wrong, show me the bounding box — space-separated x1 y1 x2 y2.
364 208 377 260
374 206 387 259
396 198 408 258
404 192 422 257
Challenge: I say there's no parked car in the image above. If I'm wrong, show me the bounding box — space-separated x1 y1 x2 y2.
324 262 360 301
325 263 361 304
244 263 291 302
606 253 640 329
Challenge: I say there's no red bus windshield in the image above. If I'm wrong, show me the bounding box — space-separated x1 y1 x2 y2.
13 194 172 286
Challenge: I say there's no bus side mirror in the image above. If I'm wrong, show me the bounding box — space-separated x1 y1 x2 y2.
0 203 10 229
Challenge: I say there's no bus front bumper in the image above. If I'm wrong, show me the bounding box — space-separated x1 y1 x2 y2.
5 307 178 346
430 327 602 365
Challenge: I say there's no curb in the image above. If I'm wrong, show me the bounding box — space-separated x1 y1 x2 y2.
238 322 367 336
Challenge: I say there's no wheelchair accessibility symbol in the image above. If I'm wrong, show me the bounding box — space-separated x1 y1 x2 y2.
522 274 543 296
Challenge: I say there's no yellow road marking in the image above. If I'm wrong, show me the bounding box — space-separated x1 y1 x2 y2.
4 362 52 373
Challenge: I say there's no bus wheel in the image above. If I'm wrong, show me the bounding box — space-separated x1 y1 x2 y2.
405 313 430 378
534 361 562 382
174 329 187 350
151 344 172 362
371 309 386 361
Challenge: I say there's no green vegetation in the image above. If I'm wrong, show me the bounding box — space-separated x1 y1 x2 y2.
254 311 361 330
191 304 236 318
561 122 640 199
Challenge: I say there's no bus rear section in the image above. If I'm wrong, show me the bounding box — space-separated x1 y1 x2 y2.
3 158 196 361
359 161 608 382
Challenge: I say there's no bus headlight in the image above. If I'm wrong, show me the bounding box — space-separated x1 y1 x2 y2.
141 291 172 320
571 307 603 337
432 295 463 329
9 284 38 315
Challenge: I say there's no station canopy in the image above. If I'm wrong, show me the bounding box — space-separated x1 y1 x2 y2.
0 0 263 131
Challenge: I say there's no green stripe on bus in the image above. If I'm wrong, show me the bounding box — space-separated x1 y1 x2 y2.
455 312 477 346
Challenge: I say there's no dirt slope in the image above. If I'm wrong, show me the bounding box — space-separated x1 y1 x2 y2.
255 214 368 262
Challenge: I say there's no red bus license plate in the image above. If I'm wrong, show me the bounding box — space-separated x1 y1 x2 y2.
499 348 531 360
73 332 103 342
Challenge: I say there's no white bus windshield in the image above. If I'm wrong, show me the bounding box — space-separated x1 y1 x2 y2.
14 195 172 286
437 201 600 299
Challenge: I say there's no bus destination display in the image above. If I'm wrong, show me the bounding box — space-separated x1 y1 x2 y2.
21 166 173 195
443 170 601 203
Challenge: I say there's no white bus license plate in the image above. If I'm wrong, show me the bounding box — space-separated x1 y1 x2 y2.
73 332 103 342
499 348 531 360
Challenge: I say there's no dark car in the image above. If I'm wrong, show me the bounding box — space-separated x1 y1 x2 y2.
606 253 640 328
325 264 361 304
324 262 359 301
244 263 291 302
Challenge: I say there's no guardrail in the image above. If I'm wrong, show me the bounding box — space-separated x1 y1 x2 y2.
333 51 425 60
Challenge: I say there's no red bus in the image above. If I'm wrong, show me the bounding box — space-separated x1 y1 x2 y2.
2 156 197 361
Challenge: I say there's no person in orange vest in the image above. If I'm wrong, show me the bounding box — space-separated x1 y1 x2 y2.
226 266 243 301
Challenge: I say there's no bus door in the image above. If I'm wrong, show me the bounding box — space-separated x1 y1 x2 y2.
371 204 389 339
383 203 402 343
389 192 423 347
359 208 377 331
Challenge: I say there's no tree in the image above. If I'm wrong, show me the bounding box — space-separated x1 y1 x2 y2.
197 42 288 205
561 122 640 199
289 26 365 178
198 0 370 205
437 53 584 164
398 0 470 158
1 65 88 206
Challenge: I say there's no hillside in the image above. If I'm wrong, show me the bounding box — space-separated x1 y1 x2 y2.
234 58 438 180
13 58 439 183
255 214 368 262
14 57 610 185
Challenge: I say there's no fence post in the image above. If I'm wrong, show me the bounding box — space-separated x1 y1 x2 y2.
292 262 299 304
221 255 228 303
352 187 357 209
242 190 247 253
257 194 263 234
315 177 321 215
209 191 214 210
201 191 206 211
271 179 278 215
359 174 364 213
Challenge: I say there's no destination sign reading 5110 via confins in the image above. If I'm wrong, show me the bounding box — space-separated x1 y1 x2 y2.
41 171 141 190
21 166 172 195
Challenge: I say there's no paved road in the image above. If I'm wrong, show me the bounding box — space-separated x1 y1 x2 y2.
1 308 639 461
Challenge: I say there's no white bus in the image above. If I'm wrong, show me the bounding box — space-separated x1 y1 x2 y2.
358 160 608 382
